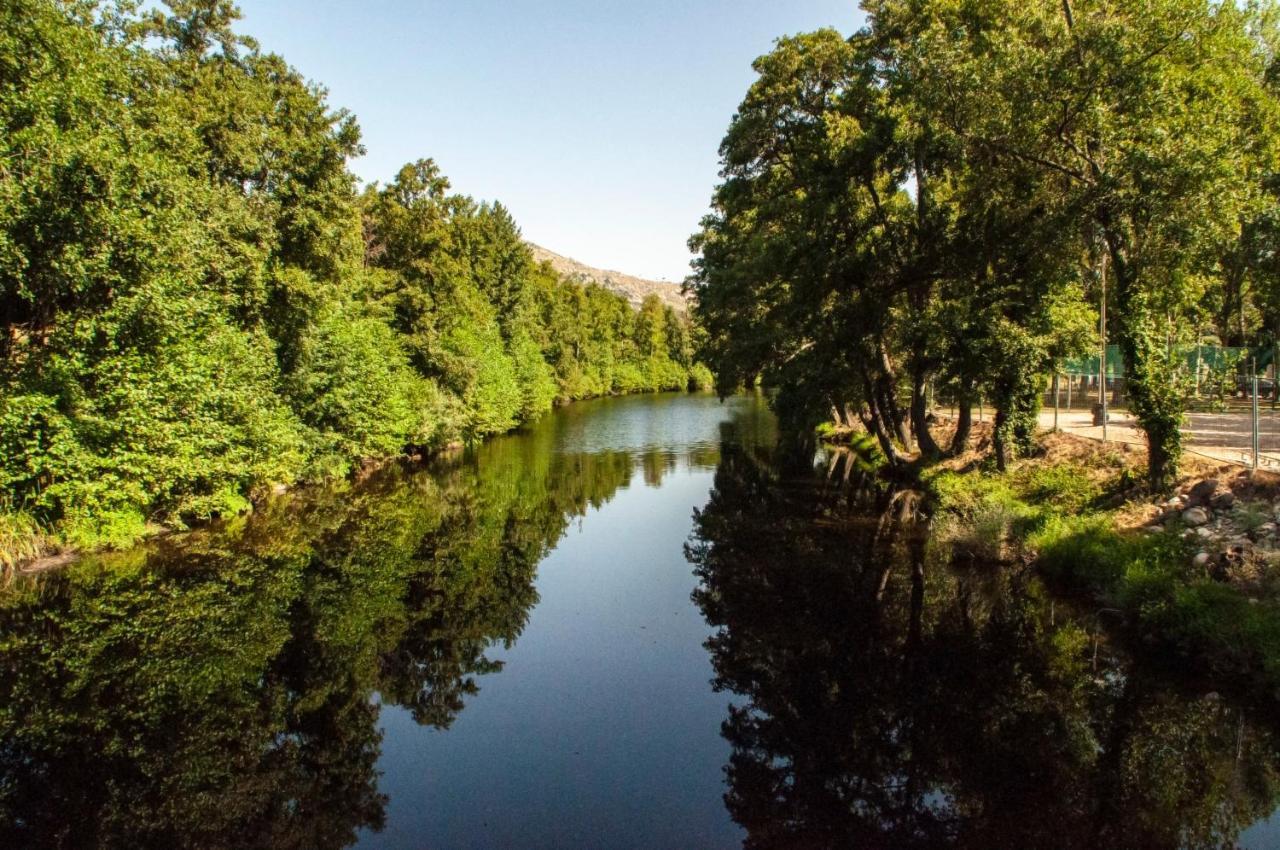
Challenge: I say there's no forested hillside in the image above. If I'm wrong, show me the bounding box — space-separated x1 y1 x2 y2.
0 0 711 559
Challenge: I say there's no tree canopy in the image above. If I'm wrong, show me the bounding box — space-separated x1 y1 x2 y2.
0 0 710 555
690 0 1280 487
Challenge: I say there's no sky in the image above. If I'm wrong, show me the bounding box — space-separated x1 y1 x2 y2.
233 0 864 282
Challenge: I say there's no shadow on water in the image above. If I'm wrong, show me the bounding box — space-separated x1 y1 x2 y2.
688 442 1280 850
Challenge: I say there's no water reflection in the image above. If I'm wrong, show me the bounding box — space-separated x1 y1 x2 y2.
0 394 740 849
7 391 1279 849
689 444 1280 850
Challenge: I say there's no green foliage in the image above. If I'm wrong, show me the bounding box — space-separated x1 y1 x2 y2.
1204 350 1243 412
933 454 1280 699
687 362 715 391
0 1 713 557
288 304 439 465
691 0 1280 487
0 511 44 571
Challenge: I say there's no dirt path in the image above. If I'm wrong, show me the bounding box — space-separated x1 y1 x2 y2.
1034 407 1280 471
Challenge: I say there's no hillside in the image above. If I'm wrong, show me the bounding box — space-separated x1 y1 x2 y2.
528 243 689 313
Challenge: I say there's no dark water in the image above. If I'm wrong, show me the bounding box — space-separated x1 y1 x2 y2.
2 392 1280 849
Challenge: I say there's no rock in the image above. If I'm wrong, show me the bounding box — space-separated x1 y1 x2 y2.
1260 522 1277 537
1195 527 1214 539
1166 495 1187 510
1188 479 1220 506
1182 506 1211 527
1211 491 1236 510
1193 551 1211 568
271 483 288 496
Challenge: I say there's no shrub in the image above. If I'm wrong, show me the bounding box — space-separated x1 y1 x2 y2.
687 363 715 391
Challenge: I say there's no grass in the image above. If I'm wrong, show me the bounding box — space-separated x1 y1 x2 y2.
0 510 47 572
925 445 1280 699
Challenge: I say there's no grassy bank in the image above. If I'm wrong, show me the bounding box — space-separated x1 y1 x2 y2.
921 431 1280 700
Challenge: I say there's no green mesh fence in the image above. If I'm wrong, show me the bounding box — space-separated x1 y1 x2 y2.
1061 344 1257 376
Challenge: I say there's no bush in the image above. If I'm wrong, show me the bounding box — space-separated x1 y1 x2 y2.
289 307 437 465
0 510 45 570
612 362 646 395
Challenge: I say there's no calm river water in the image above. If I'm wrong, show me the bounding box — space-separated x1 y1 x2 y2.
3 392 1280 849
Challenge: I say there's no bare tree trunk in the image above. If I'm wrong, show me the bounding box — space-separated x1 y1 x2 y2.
910 369 942 459
860 375 909 466
877 341 912 451
993 407 1010 472
950 382 974 455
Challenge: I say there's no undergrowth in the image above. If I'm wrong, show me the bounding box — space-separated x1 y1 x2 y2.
926 452 1280 699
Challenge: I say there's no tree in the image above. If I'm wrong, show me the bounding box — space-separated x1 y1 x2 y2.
870 0 1280 487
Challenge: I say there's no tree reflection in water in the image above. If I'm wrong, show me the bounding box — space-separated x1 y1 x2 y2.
689 444 1280 850
0 423 639 850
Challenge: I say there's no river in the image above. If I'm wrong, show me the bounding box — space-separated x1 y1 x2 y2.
2 392 1279 849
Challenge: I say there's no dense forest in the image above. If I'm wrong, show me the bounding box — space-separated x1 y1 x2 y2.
689 0 1280 487
0 0 710 558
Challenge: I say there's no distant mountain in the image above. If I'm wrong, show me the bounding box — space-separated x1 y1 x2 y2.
527 242 689 313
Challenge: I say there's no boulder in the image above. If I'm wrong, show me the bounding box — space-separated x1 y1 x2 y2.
1193 551 1211 568
1181 506 1211 527
1188 479 1219 506
1211 491 1236 511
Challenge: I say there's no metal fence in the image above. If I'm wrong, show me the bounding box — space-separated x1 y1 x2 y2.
1041 344 1280 470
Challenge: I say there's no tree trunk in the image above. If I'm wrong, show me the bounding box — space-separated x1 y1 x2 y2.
950 383 973 455
992 408 1010 472
860 374 909 466
877 342 912 451
877 377 911 452
1100 224 1180 490
910 369 942 459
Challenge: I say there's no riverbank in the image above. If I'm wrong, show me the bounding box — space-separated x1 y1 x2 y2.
0 387 715 576
912 426 1280 701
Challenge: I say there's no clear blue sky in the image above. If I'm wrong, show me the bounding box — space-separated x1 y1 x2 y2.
234 0 863 282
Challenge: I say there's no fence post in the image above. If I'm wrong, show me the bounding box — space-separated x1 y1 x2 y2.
1066 374 1072 411
1195 340 1202 398
1253 369 1261 471
1101 367 1108 443
1053 373 1060 432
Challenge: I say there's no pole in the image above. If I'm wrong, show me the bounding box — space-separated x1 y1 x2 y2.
1053 373 1060 432
1100 252 1108 443
1194 333 1202 398
1253 367 1261 471
1067 373 1072 411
